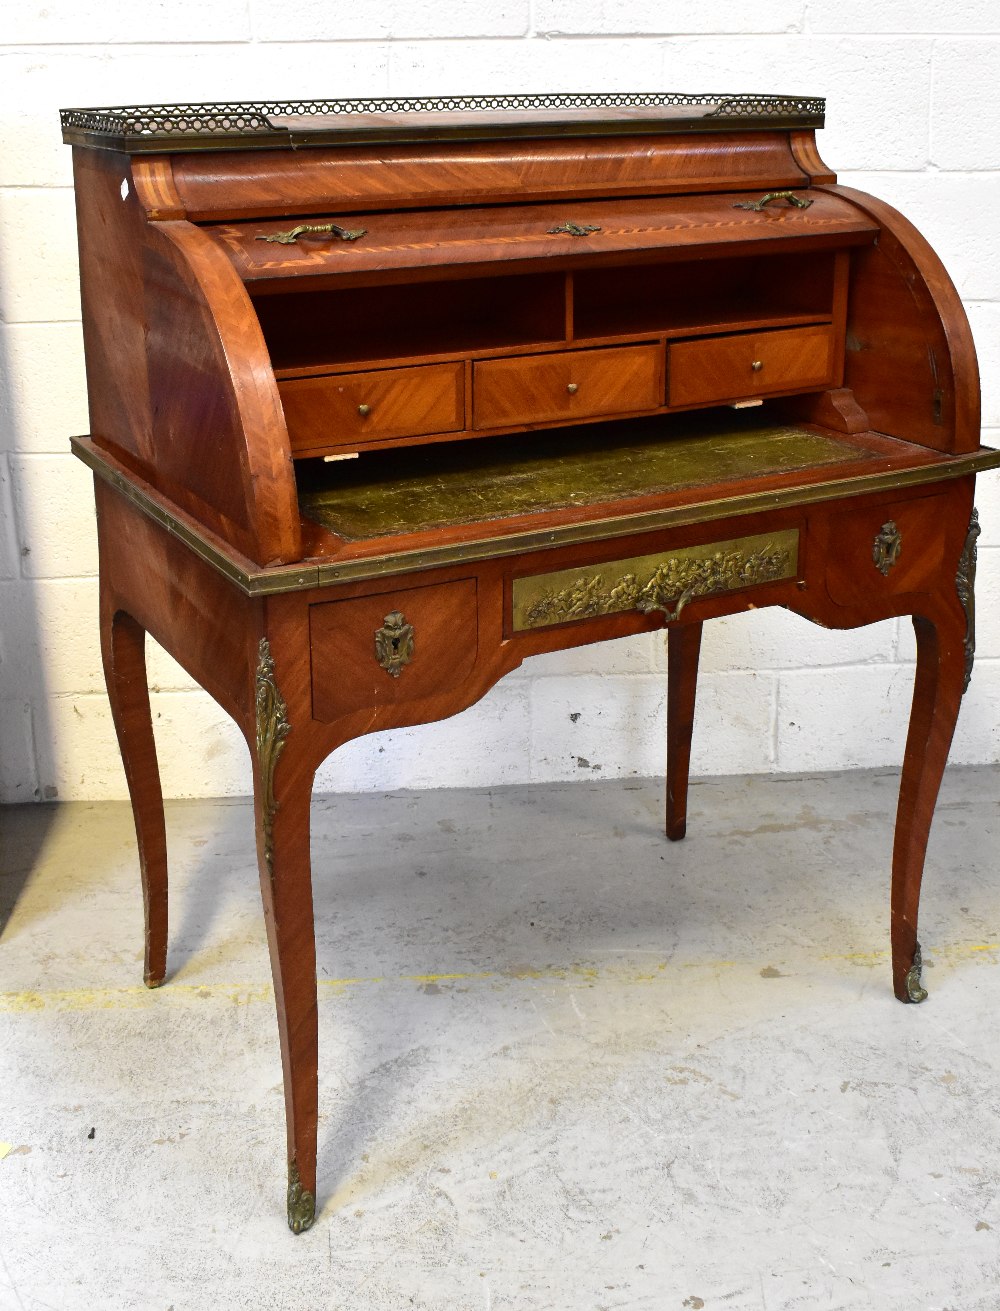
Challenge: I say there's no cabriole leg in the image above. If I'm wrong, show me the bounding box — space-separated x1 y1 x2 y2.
891 605 968 1003
252 638 319 1233
99 598 168 988
666 621 703 841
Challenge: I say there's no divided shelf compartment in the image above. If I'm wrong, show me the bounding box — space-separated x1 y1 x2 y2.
255 249 846 460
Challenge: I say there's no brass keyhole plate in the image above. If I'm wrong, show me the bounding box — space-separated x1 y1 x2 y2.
374 611 415 677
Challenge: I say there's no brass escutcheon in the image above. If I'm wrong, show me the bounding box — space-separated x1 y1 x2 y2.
872 520 902 576
733 190 814 212
375 611 414 677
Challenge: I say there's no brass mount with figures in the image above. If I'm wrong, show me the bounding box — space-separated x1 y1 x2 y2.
63 90 993 1232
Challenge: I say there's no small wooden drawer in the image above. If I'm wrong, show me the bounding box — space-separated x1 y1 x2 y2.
280 361 464 455
310 578 478 722
668 325 835 407
472 345 662 430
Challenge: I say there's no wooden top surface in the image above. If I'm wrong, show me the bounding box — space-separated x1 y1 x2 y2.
213 190 876 284
60 93 824 154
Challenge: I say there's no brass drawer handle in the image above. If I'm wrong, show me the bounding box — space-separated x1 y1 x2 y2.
375 611 414 678
733 190 813 213
566 382 579 394
357 403 371 417
548 221 601 237
751 360 763 372
257 222 367 246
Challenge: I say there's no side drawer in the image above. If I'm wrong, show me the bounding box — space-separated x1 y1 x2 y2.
280 361 464 455
822 493 950 608
512 529 800 631
472 345 662 430
668 325 835 407
310 578 478 722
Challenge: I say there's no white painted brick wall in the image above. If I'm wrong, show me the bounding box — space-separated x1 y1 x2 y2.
1 5 998 802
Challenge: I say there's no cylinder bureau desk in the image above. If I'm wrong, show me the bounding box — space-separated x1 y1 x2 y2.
60 93 995 1232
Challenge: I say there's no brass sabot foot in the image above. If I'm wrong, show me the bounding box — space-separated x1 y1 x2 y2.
287 1161 316 1234
905 941 929 1004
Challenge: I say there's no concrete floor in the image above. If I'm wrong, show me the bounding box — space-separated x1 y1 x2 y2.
2 769 1000 1310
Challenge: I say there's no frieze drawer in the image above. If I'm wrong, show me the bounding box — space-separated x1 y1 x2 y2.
310 578 478 722
512 530 800 631
472 344 662 430
668 325 835 407
280 361 465 455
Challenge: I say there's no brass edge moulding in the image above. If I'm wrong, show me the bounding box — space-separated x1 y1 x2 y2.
69 437 322 596
312 454 1000 588
73 435 1000 595
511 529 799 631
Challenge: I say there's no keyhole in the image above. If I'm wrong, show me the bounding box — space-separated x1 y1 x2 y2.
391 637 400 652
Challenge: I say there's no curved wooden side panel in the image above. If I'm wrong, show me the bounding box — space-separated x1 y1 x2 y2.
819 185 980 455
143 220 301 565
788 129 836 184
72 148 156 467
130 156 185 220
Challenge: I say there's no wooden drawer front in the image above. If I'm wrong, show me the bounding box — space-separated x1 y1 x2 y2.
472 345 662 430
512 529 799 631
280 362 464 454
310 579 477 722
823 494 949 608
668 326 834 407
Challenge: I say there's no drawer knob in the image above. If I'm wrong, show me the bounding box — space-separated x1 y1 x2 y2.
357 403 371 417
375 611 414 678
751 360 763 372
566 382 579 394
